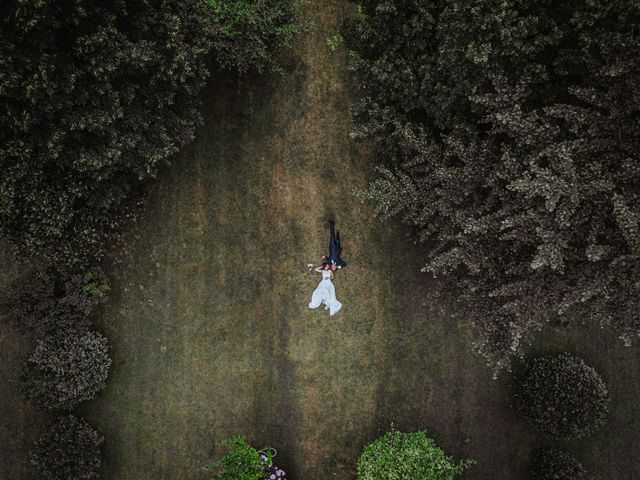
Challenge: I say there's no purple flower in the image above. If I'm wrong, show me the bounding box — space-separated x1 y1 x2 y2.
270 475 276 480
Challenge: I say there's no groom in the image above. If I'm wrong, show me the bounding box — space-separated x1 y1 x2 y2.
324 220 347 269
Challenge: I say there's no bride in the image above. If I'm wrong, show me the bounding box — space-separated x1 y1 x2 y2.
309 263 342 316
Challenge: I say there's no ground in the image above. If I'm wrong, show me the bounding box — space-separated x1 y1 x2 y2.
1 1 640 479
0 244 46 479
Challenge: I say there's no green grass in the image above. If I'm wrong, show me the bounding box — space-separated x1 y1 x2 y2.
2 1 640 479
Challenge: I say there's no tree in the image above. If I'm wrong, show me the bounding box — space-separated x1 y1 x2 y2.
0 0 307 271
22 329 111 411
356 430 472 480
207 0 307 73
516 354 609 440
346 0 640 372
29 415 103 480
0 0 213 269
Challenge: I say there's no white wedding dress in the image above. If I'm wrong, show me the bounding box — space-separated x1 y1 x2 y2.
309 270 342 316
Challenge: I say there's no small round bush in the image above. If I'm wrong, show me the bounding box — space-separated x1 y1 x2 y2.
357 430 473 480
29 415 103 480
530 447 589 480
516 354 609 440
206 436 285 480
22 329 111 411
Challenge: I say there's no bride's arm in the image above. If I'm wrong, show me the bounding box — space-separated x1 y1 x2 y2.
314 267 323 273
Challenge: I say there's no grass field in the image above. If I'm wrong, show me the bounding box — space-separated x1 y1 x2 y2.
2 1 640 479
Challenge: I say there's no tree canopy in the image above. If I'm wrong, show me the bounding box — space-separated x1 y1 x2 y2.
0 0 214 268
346 0 640 372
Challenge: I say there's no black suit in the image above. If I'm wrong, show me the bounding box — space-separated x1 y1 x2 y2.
329 221 347 268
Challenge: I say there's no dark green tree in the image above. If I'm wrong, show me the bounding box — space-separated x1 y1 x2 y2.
0 0 307 271
207 0 307 73
0 0 213 269
347 0 640 372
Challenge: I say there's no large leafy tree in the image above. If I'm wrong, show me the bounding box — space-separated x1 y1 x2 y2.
347 0 640 372
0 0 306 270
0 0 213 269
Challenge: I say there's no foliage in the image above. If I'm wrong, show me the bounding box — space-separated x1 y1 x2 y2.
530 447 589 480
206 436 269 480
0 0 308 270
205 436 287 480
516 354 609 440
29 414 103 480
206 0 308 73
356 430 472 480
22 329 112 411
326 34 343 52
0 0 213 270
0 268 108 336
261 451 287 480
346 0 640 372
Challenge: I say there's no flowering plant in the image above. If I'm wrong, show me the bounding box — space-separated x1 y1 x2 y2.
204 437 286 480
259 448 287 480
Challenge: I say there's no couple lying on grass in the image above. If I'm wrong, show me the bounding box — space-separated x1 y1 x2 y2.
308 221 347 316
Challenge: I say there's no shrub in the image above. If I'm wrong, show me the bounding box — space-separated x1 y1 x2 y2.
346 0 640 373
356 430 472 480
205 436 286 480
516 354 609 440
0 268 108 336
530 447 589 480
207 0 307 73
22 329 111 411
261 452 287 480
29 414 103 480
